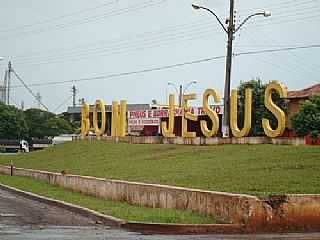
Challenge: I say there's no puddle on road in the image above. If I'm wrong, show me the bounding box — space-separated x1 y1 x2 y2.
0 213 19 217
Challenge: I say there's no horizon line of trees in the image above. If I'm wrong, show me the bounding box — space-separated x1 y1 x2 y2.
0 102 76 140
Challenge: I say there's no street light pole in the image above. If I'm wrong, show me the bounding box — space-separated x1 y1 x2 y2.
192 2 270 137
222 0 235 138
168 81 197 107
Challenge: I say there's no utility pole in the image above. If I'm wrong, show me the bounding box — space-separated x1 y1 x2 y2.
3 70 7 104
36 92 41 109
222 0 235 138
178 85 183 107
192 2 270 138
7 61 12 105
71 85 77 107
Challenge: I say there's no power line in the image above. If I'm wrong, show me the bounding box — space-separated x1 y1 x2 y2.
10 43 320 89
235 44 316 48
14 28 221 67
8 18 212 60
11 69 49 111
10 18 218 63
0 0 119 34
8 4 320 67
13 25 220 62
0 0 166 41
8 95 19 108
5 0 319 64
11 55 226 88
53 95 73 113
248 54 309 83
240 7 320 30
235 44 320 57
1 0 316 44
244 28 320 79
238 0 318 15
240 30 316 82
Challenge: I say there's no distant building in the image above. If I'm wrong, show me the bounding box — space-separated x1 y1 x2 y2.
286 83 320 136
287 83 320 115
66 103 153 136
66 103 223 137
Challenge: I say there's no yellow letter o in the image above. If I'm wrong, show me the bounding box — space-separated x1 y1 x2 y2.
93 99 106 136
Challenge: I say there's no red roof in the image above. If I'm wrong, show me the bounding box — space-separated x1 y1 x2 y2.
288 83 320 99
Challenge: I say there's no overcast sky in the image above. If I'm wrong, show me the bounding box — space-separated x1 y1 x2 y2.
0 0 319 112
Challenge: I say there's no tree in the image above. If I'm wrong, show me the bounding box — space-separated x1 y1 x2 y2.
0 103 28 139
24 108 74 138
24 108 55 139
46 117 73 136
237 78 287 136
291 94 320 140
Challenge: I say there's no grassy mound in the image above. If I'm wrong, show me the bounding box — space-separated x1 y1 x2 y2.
0 140 319 197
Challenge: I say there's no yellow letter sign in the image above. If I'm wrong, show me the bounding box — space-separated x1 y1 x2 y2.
93 99 106 136
200 89 220 137
262 81 287 137
161 94 176 138
111 100 127 137
81 102 90 137
230 88 252 138
182 94 198 138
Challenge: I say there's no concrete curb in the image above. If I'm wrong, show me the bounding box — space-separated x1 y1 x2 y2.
0 183 124 227
122 222 245 235
0 182 245 235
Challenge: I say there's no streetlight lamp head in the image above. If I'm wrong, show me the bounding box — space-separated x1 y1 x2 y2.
191 4 200 10
263 11 271 17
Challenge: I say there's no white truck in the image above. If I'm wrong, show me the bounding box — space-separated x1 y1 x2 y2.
0 139 29 153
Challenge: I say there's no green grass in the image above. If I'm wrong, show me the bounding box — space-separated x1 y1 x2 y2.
0 174 215 224
0 140 319 197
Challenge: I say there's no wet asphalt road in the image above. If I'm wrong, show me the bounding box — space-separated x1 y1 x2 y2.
1 187 320 240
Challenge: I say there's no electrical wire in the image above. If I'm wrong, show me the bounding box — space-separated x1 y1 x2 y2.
243 27 320 77
1 0 316 43
10 44 320 89
14 28 222 67
4 0 319 64
0 0 166 41
11 69 49 111
11 55 226 88
240 7 320 30
8 1 320 66
5 18 214 62
9 96 20 108
12 24 220 61
0 0 119 34
235 44 320 57
53 95 73 113
237 0 319 18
